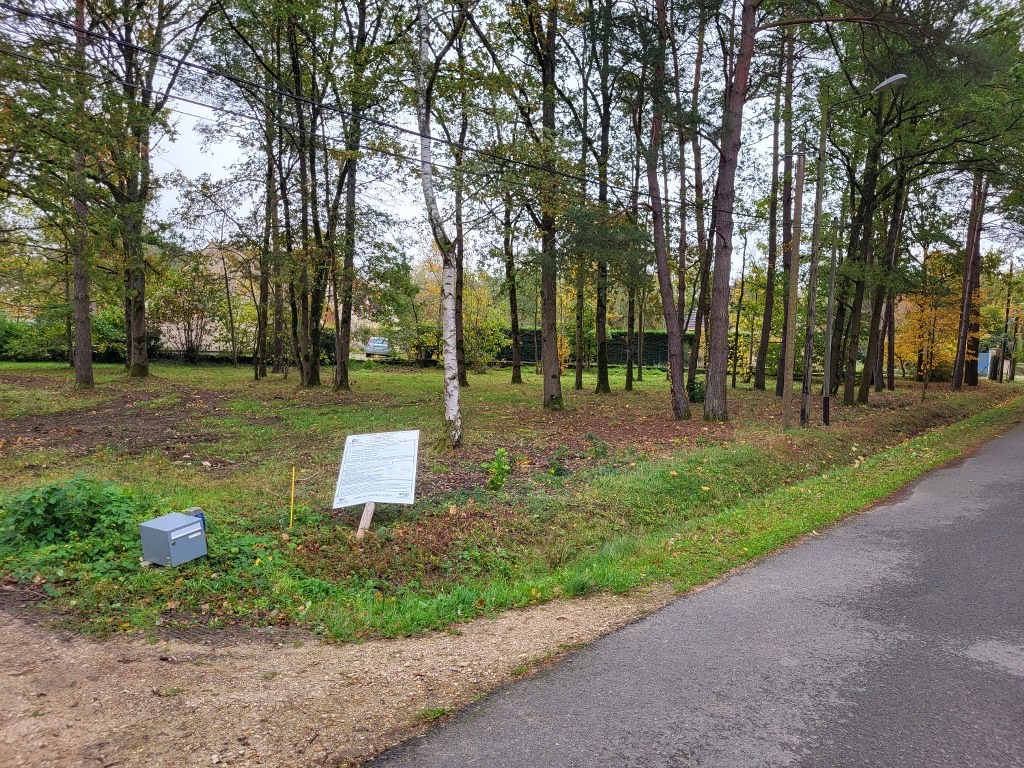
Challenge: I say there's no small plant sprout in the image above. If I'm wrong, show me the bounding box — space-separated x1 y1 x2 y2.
481 448 512 491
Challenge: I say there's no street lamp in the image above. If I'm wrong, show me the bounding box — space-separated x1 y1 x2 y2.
871 73 910 94
812 73 909 426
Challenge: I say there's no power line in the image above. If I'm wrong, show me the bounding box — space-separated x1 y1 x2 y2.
1 5 775 228
1 2 673 206
0 46 633 216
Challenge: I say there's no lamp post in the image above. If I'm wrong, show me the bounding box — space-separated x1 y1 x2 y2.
814 73 908 426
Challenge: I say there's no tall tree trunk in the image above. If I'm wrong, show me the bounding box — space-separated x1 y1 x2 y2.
1000 263 1013 383
874 311 887 391
504 199 523 384
125 212 148 377
625 285 635 391
575 268 585 390
843 104 885 404
705 0 759 421
687 215 713 387
637 291 645 381
255 144 274 380
286 20 315 386
591 0 613 395
685 30 710 392
532 0 563 410
775 34 795 398
335 156 357 390
886 296 895 390
859 173 907 402
1010 314 1020 382
966 240 983 387
649 0 689 419
594 257 610 393
781 151 804 428
668 7 700 365
221 253 238 366
71 0 93 388
754 61 782 391
454 87 469 387
269 39 286 376
732 234 747 389
952 171 988 390
416 0 463 444
533 284 540 375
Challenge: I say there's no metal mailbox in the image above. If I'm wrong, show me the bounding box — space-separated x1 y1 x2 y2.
140 512 208 566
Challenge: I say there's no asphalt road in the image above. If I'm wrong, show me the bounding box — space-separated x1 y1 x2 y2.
371 424 1024 768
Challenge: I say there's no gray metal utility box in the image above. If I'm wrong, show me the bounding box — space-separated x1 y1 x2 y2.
140 512 207 566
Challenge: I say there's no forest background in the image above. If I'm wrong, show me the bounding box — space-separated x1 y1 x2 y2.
1 0 1023 436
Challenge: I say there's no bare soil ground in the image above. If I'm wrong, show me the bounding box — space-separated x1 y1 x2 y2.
0 368 734 496
0 583 675 768
0 388 226 458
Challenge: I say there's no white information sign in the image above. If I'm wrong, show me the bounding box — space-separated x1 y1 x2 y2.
332 430 420 509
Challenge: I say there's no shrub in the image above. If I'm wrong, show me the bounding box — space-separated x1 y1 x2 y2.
0 475 159 546
0 316 66 361
91 307 128 362
0 316 27 357
687 376 706 404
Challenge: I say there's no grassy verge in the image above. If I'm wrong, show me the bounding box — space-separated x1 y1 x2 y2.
1 361 1021 640
307 396 1024 638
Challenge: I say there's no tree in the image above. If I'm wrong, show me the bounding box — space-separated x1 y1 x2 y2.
704 0 760 421
415 0 465 446
646 0 689 419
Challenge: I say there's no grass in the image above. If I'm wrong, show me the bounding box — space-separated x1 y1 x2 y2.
1 360 1022 641
413 707 454 724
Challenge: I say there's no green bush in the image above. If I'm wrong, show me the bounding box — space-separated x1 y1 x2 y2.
0 316 27 357
0 475 160 546
91 307 128 362
687 376 706 404
0 477 169 590
0 316 66 361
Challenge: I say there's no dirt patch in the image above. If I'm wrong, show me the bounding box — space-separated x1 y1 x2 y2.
0 583 676 768
0 388 225 457
417 391 735 497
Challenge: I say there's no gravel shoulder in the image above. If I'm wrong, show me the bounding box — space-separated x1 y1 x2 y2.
0 585 675 768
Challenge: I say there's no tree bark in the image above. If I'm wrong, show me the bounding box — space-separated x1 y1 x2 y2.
952 171 988 390
1000 263 1013 383
843 103 884 404
637 292 645 381
704 0 759 421
589 0 613 395
504 199 523 384
454 85 469 387
775 34 795 398
859 172 907 402
221 252 237 366
71 0 93 388
416 0 463 444
625 285 635 391
649 0 690 419
754 61 782 391
886 296 895 389
781 151 804 429
531 0 563 410
575 268 585 390
732 234 747 389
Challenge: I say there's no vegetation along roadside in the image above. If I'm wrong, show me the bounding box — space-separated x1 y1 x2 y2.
1 363 1021 641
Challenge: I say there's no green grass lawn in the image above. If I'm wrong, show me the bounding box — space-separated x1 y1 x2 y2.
1 360 1021 639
